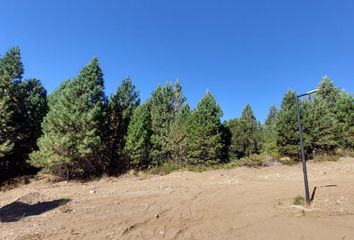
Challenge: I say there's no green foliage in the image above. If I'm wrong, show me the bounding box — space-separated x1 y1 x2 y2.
148 161 181 175
334 91 354 149
226 118 242 159
313 154 339 163
105 77 140 174
236 154 267 168
240 104 262 156
13 79 48 169
0 48 47 182
1 47 352 180
263 105 278 156
29 58 105 179
187 91 224 165
293 195 305 205
149 81 186 166
124 103 152 169
317 76 340 113
276 90 300 159
0 47 23 161
168 103 190 166
227 104 262 159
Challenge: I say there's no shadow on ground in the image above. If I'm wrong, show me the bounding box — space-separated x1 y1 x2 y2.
0 198 70 222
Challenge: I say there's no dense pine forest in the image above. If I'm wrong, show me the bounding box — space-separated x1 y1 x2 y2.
0 47 353 182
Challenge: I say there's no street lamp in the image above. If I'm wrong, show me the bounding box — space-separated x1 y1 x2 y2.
296 88 319 205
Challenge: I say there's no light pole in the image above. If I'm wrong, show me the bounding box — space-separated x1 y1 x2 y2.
296 89 318 205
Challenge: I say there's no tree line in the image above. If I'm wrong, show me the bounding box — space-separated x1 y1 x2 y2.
0 47 353 181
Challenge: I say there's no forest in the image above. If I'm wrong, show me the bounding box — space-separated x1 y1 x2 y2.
0 47 353 182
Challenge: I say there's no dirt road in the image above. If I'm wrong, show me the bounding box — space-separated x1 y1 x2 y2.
1 157 354 240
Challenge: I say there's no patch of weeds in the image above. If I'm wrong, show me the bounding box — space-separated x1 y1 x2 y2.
149 161 181 175
277 157 298 166
313 154 340 163
336 148 354 158
293 195 305 205
237 154 267 168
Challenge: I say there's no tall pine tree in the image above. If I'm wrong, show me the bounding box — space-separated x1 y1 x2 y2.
187 91 224 165
275 90 300 158
334 91 354 149
29 58 105 178
239 104 262 156
168 103 190 166
124 103 152 169
0 47 24 161
105 77 140 174
149 81 186 165
263 105 278 156
0 48 47 181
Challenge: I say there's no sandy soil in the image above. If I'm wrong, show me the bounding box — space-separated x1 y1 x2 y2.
1 157 354 240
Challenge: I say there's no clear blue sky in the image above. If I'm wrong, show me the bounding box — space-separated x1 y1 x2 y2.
1 0 353 122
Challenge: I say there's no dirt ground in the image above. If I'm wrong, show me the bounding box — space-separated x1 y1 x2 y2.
1 157 354 240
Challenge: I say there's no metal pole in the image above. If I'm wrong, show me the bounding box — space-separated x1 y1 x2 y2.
296 96 311 205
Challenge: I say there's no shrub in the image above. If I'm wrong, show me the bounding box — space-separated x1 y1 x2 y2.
293 195 305 205
313 154 339 163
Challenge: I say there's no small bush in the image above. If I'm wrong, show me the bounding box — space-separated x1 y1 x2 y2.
237 154 267 168
149 161 181 175
293 195 305 205
336 149 354 158
313 154 340 163
277 156 298 166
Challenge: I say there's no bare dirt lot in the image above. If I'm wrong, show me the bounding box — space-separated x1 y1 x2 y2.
1 157 354 240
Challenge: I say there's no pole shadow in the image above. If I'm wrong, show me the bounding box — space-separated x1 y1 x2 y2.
0 198 70 222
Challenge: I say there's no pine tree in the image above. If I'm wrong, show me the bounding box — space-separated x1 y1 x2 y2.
239 104 262 156
149 81 186 165
168 103 190 166
0 48 47 181
263 105 278 156
187 91 224 165
312 97 337 154
0 47 24 161
299 98 316 157
335 91 354 149
14 79 48 174
29 58 105 178
317 76 340 113
124 103 151 169
275 90 300 158
105 77 140 173
226 118 242 159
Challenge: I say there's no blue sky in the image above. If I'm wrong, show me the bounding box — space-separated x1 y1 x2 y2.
1 0 353 122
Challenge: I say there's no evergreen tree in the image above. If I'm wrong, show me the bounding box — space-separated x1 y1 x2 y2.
168 103 190 166
239 104 262 156
14 79 48 174
105 77 140 173
124 103 151 169
299 98 316 156
263 105 278 156
335 91 354 149
317 76 340 113
310 97 337 154
149 81 186 165
226 118 242 159
187 91 224 165
0 48 47 181
29 58 105 178
0 47 24 161
275 90 300 158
